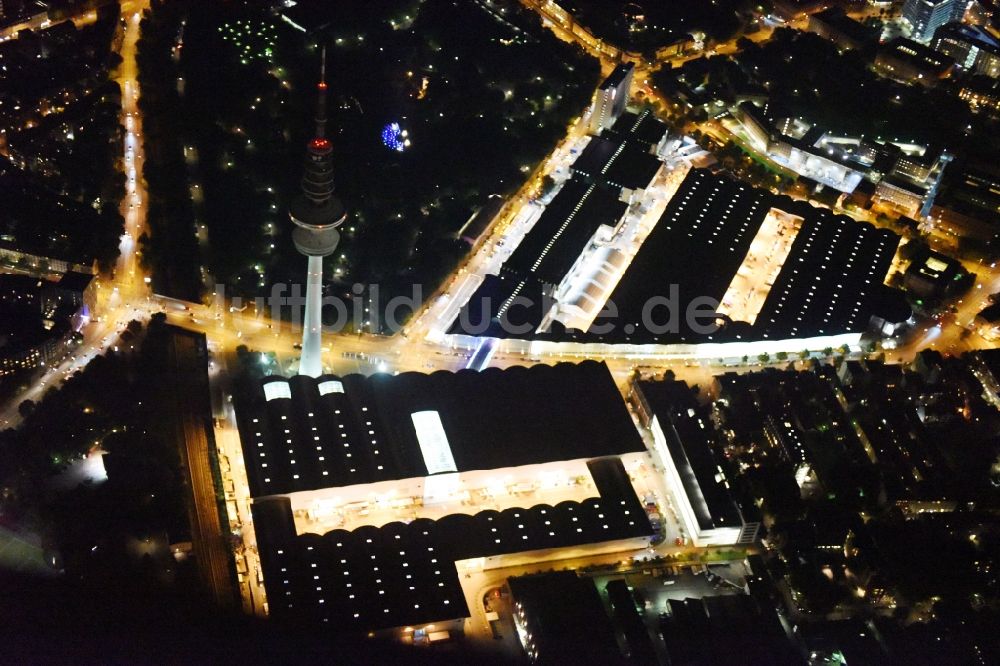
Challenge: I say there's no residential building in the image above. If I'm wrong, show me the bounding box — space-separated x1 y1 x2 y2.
587 63 634 135
0 272 89 379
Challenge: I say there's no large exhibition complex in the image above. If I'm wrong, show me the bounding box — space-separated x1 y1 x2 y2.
444 65 912 360
451 169 910 350
237 361 680 633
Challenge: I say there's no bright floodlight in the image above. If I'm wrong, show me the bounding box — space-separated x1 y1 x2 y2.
411 410 457 475
317 380 345 395
264 381 292 401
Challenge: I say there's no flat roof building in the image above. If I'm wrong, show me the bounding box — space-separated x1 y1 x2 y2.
502 178 628 286
252 456 654 632
873 174 928 217
599 171 907 343
660 594 801 665
931 164 1000 241
604 109 669 153
508 572 621 663
238 362 657 632
237 360 644 497
875 37 955 86
591 169 770 345
449 170 909 349
571 135 664 202
903 249 969 299
732 101 773 151
453 178 628 336
450 273 550 339
752 208 907 339
731 103 867 192
807 8 879 51
631 379 760 546
605 579 657 663
959 75 1000 115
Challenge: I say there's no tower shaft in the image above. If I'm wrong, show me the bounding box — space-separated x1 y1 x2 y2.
299 255 325 378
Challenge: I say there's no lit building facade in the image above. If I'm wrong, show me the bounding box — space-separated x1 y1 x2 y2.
902 0 969 43
873 176 927 217
959 78 1000 114
0 272 92 378
932 22 1000 77
587 63 634 135
630 379 760 547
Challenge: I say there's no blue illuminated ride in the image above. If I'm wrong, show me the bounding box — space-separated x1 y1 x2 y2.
381 122 410 152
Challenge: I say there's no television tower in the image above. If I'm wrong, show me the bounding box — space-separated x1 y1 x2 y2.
290 47 346 377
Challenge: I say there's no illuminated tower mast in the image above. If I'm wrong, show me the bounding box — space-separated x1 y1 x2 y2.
290 47 346 377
